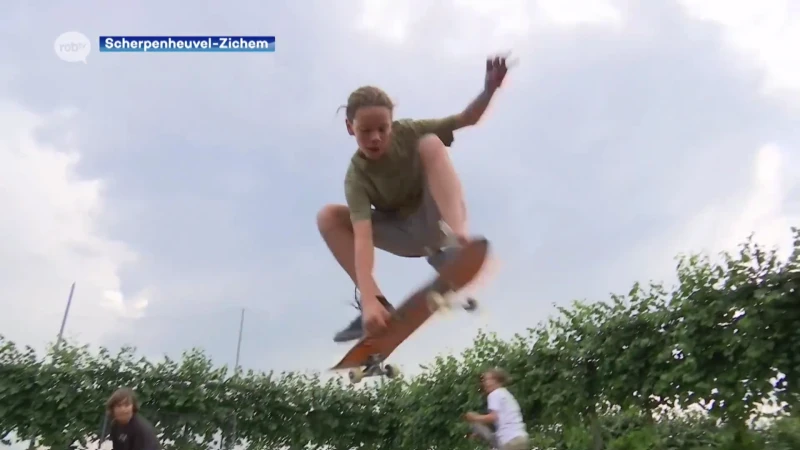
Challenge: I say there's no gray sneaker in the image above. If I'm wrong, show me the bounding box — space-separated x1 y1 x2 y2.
333 314 364 343
426 245 462 271
333 292 394 343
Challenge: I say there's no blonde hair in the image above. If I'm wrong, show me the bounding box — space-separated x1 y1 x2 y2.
482 368 511 385
338 86 395 121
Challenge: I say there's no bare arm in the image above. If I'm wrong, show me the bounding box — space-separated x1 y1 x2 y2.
454 55 511 129
406 88 496 148
454 87 497 129
345 171 382 304
352 220 382 305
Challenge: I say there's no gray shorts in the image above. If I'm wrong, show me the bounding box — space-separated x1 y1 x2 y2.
371 184 448 260
499 436 529 450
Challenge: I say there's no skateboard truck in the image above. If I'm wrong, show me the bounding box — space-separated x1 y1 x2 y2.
426 280 479 313
348 354 401 384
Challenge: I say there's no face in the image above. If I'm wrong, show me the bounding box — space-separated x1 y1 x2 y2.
112 399 134 424
346 106 392 160
481 373 500 394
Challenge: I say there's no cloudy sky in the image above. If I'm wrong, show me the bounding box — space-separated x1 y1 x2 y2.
1 0 798 380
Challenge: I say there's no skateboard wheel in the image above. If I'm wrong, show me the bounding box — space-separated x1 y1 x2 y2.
385 364 400 379
464 298 478 312
349 367 365 384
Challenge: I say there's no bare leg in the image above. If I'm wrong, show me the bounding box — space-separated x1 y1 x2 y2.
418 134 468 241
316 204 384 296
316 204 359 283
319 204 394 342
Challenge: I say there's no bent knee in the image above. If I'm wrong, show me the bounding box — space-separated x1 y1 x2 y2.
418 133 448 161
316 204 351 232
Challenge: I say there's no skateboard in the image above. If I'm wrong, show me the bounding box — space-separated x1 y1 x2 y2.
331 236 490 384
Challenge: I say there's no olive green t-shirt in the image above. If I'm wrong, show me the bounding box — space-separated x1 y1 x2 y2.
345 116 459 223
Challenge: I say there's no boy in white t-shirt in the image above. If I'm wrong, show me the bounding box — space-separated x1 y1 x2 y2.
464 368 529 450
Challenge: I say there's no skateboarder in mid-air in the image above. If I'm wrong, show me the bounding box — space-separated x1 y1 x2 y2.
317 54 512 342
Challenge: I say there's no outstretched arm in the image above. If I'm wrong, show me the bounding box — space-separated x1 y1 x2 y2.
455 88 497 129
454 55 512 129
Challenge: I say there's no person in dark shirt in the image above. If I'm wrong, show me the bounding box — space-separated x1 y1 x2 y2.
106 388 161 450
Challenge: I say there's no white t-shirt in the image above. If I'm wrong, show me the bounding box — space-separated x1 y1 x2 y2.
486 387 528 446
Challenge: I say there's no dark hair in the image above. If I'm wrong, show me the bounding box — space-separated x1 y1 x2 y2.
482 368 511 385
337 86 395 121
105 387 139 415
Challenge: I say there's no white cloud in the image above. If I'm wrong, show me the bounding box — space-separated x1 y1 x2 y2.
355 0 621 55
611 142 799 285
0 101 147 351
729 144 797 252
678 142 798 258
680 0 800 104
356 0 415 44
536 0 623 28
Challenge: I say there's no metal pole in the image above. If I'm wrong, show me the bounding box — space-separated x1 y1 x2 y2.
234 308 245 369
98 413 109 446
56 282 77 348
231 309 245 448
29 282 76 450
222 309 245 450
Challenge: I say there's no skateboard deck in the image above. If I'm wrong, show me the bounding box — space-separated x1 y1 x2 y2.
331 237 490 383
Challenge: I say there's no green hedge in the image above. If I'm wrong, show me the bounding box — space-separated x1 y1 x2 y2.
0 228 798 450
